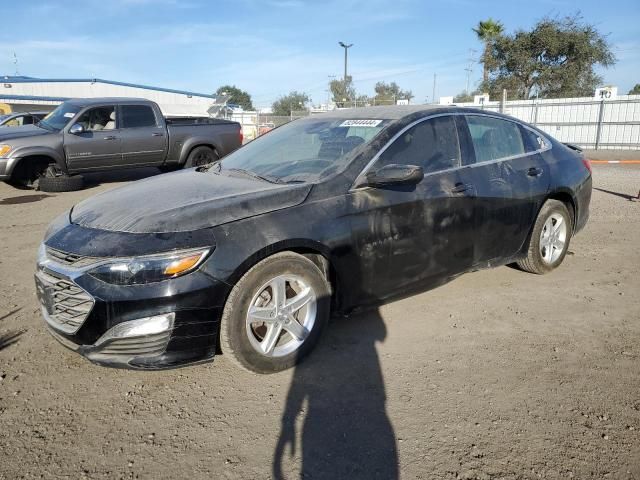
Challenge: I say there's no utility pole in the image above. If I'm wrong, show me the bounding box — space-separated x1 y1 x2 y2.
432 73 437 104
338 42 353 99
464 48 477 94
13 53 19 76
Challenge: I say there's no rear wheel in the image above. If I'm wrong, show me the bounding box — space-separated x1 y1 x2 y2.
219 252 330 373
184 146 219 168
517 199 572 274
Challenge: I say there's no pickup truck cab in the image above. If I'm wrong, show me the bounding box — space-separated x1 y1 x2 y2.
0 98 242 191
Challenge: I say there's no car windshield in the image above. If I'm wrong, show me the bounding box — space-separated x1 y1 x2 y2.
39 102 81 131
218 117 389 183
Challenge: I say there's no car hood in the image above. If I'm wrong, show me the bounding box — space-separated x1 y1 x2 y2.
0 124 53 141
70 169 313 233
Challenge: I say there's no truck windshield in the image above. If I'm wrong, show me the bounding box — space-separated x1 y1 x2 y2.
39 102 81 131
219 117 388 183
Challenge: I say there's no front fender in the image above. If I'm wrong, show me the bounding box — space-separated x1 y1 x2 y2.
10 145 67 174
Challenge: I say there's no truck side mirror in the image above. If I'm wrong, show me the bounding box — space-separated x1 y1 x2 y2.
69 124 85 135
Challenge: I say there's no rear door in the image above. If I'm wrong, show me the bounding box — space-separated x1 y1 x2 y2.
64 105 122 171
457 114 550 264
117 104 167 166
349 115 476 302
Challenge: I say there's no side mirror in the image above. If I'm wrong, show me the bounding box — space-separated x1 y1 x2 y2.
366 164 424 188
69 124 85 135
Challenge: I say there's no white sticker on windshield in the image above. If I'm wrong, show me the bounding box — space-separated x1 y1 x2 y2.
339 119 382 127
63 112 75 118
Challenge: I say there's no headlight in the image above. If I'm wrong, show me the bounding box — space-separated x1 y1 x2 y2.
0 144 12 157
88 248 210 285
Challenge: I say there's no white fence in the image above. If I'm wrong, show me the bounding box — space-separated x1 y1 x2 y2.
454 95 640 150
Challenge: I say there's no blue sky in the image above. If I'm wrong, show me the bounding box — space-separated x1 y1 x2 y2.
1 0 638 107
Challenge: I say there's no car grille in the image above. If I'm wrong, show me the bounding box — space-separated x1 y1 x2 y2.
35 269 94 334
96 331 171 357
45 247 100 268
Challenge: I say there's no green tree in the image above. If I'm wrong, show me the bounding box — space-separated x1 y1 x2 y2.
486 15 615 99
473 18 504 84
629 84 640 95
373 81 413 104
271 91 310 116
453 91 477 103
329 76 356 106
215 85 254 111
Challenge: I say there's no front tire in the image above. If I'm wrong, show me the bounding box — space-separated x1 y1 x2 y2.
517 199 572 274
219 252 330 373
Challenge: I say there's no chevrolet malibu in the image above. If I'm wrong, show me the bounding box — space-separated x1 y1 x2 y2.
36 106 592 373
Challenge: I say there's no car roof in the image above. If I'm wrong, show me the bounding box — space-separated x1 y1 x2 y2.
309 105 500 120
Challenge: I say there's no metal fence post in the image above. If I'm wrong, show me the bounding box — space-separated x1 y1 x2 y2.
532 101 539 126
595 99 605 150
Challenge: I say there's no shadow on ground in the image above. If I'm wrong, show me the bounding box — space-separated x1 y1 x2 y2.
273 309 399 480
0 307 24 352
594 187 637 202
82 167 163 189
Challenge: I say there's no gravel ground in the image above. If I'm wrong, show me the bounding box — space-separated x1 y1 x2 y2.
0 165 638 480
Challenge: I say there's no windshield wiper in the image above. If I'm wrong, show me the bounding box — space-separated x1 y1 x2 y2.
225 168 282 184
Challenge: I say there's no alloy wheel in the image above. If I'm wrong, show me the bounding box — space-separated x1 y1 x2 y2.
245 274 317 357
539 213 567 264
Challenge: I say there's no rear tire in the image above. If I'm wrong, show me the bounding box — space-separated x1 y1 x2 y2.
38 173 84 192
517 199 572 274
219 252 330 374
184 146 219 168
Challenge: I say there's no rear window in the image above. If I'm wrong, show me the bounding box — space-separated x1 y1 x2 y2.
466 115 525 163
121 105 157 128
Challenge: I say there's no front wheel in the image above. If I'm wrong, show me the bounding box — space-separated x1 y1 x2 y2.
517 199 572 274
219 252 330 373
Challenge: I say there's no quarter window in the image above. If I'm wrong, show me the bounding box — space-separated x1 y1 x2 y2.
520 126 547 153
121 105 157 128
376 116 460 174
465 115 525 163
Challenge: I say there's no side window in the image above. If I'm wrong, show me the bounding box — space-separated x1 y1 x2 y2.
76 106 116 131
23 115 34 125
121 105 157 128
466 115 525 163
520 125 547 153
376 116 460 174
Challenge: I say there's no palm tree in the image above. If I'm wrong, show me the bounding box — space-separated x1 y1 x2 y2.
473 18 504 84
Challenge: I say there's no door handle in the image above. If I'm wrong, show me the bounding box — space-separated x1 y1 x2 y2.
451 182 473 193
527 167 543 177
152 133 164 137
104 135 117 140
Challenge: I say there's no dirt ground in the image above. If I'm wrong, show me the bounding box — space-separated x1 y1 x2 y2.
0 163 638 480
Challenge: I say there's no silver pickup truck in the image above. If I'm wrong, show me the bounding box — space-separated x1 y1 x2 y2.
0 97 242 191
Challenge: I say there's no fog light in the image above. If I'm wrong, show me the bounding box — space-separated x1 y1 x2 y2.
95 313 175 346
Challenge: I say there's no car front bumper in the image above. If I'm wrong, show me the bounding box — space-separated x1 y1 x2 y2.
35 245 229 370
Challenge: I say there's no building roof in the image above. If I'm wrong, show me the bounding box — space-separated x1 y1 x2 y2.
1 76 215 99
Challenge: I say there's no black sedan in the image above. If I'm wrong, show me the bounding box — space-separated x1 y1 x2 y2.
36 106 592 373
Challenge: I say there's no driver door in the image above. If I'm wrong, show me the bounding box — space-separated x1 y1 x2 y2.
64 105 122 172
348 115 476 303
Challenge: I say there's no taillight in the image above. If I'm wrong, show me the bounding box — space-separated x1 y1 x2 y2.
582 158 592 174
239 129 244 144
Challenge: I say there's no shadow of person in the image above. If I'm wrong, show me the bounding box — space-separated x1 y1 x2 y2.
273 308 398 479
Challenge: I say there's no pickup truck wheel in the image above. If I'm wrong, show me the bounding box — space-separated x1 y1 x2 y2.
184 146 218 168
37 172 84 192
